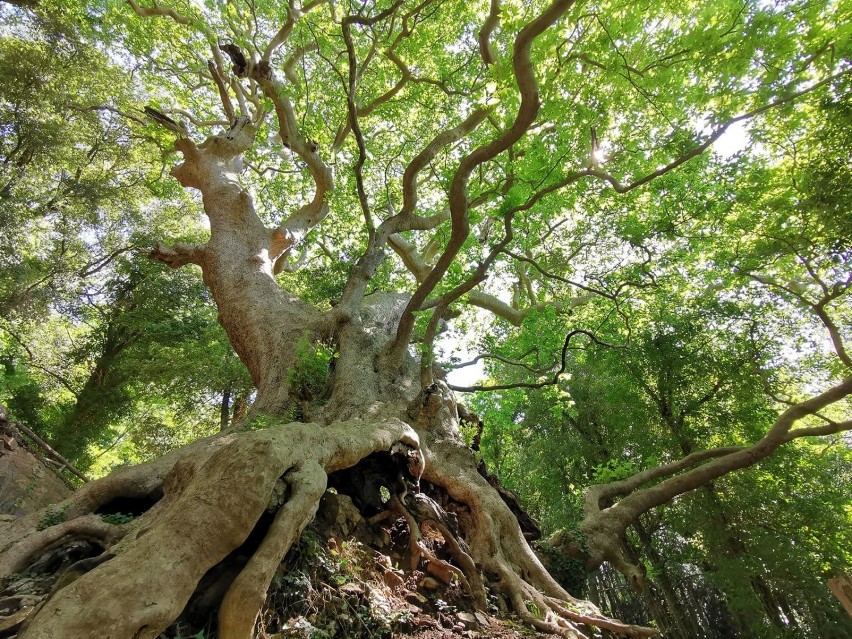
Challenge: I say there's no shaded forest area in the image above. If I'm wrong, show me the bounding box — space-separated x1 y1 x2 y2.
0 0 850 637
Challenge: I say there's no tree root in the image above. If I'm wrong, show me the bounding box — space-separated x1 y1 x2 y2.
0 432 226 560
420 433 659 638
218 462 326 638
494 561 584 638
545 595 661 638
6 419 419 639
2 417 657 639
387 493 487 608
420 504 487 609
0 515 126 577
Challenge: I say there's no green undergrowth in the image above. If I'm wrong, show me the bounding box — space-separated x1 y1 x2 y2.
36 503 68 531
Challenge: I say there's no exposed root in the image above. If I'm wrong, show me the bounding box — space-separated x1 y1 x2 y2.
402 493 487 609
388 494 480 605
8 419 419 639
218 462 326 638
389 494 424 569
545 595 661 637
495 562 584 638
0 432 225 560
2 414 658 639
0 515 126 577
420 433 659 638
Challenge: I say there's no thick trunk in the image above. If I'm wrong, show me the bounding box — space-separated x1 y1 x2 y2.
164 129 323 417
0 125 659 639
201 230 319 417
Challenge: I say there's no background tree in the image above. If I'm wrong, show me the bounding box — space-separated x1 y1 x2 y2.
0 5 253 475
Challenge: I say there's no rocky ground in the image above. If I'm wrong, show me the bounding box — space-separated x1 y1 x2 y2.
248 491 572 639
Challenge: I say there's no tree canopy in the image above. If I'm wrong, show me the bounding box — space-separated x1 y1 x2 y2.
0 0 850 637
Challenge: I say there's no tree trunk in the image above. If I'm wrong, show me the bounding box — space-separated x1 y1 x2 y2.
0 124 657 639
219 387 231 431
631 521 699 639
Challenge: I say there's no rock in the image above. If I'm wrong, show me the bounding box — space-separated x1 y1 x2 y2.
382 569 404 589
367 586 393 616
281 615 320 638
456 611 478 628
426 559 454 585
474 611 490 626
0 595 41 615
375 528 391 547
266 478 288 511
418 576 442 590
376 553 405 589
0 429 71 517
405 592 428 607
5 575 38 594
314 492 364 539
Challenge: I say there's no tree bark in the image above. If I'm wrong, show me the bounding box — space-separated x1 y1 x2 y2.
0 122 657 639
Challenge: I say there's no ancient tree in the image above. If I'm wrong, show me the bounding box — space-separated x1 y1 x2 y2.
1 0 850 637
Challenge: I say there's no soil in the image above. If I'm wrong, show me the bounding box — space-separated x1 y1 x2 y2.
406 615 561 638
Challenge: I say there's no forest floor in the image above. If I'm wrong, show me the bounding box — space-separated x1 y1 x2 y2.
407 620 560 638
248 491 568 639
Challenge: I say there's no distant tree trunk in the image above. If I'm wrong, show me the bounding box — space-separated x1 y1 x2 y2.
700 486 792 634
231 390 249 425
52 317 138 469
219 386 231 431
631 521 699 639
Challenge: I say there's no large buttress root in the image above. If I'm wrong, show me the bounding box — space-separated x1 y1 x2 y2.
218 462 327 638
421 434 658 638
0 434 224 575
4 416 655 638
9 419 419 639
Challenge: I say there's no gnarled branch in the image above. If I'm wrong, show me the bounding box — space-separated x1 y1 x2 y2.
126 0 191 25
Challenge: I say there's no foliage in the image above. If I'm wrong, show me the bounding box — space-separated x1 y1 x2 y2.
36 503 68 531
264 531 413 639
0 0 849 635
0 3 252 474
100 512 135 526
288 339 337 403
537 536 589 597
